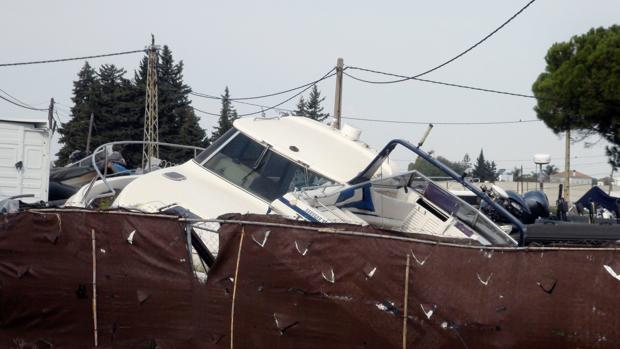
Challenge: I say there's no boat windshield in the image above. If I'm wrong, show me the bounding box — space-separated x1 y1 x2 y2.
202 132 334 201
194 128 237 163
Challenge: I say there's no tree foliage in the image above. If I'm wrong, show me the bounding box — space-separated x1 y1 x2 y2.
532 25 620 168
295 85 329 121
543 164 559 176
408 154 469 178
57 62 99 165
211 86 238 141
472 150 498 182
134 46 206 164
294 96 307 116
56 46 206 167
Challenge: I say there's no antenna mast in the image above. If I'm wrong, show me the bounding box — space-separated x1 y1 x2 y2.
142 35 160 170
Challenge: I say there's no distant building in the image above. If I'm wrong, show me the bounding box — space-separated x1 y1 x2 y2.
497 169 513 182
550 170 593 186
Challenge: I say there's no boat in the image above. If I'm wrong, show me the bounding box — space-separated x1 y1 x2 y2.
4 115 620 347
62 116 618 252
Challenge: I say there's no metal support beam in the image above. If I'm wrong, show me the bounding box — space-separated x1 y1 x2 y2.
142 36 160 170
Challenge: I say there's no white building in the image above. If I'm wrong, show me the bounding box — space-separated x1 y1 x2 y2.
550 170 593 186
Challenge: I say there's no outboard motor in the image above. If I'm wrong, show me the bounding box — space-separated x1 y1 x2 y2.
522 190 550 223
480 185 550 225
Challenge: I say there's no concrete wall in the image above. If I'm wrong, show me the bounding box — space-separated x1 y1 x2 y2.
441 180 609 203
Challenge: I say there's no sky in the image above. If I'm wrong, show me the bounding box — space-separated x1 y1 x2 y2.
1 0 619 178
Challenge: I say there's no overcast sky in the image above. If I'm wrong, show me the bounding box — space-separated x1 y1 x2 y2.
2 0 619 178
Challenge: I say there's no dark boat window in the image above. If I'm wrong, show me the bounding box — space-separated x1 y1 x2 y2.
203 133 334 201
194 128 237 163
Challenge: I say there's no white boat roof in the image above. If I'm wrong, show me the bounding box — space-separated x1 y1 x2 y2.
233 116 381 183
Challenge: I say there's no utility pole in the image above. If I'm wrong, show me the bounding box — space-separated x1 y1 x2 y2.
332 58 344 130
142 35 160 170
520 165 524 194
47 98 55 129
564 129 571 202
85 112 94 154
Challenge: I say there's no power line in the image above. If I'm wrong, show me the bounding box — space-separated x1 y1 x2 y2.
346 0 536 83
344 70 543 101
0 49 145 67
0 87 43 109
191 92 295 114
194 93 543 126
192 106 220 117
192 69 336 118
192 67 336 101
494 154 609 163
0 94 48 111
53 111 64 127
340 115 541 125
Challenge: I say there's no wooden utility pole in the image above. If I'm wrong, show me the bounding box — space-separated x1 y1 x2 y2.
332 58 344 130
86 112 94 154
142 35 160 170
520 165 524 194
47 98 55 129
564 129 571 201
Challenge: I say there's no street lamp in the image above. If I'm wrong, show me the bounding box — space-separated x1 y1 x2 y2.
533 154 551 191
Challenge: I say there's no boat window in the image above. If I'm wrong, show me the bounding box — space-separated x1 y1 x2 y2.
194 128 237 163
396 171 515 245
308 170 334 187
203 133 334 201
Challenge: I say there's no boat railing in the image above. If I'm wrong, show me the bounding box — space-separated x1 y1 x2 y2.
349 139 527 246
80 141 205 205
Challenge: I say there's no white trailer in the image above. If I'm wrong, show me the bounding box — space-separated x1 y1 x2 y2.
0 117 51 203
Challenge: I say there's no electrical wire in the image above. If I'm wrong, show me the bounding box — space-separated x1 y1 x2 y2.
235 76 328 117
192 106 220 117
0 94 48 111
0 87 45 109
340 115 541 125
192 69 336 118
345 0 537 83
223 68 336 101
344 71 543 100
191 92 295 114
0 49 145 67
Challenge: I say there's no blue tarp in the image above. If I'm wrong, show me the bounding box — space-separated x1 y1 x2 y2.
575 186 620 214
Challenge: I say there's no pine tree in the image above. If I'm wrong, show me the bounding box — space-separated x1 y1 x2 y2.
58 45 206 168
133 46 206 164
211 87 238 141
489 161 498 181
472 149 498 182
56 62 99 165
512 167 522 182
96 64 133 139
295 96 307 116
305 85 329 121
